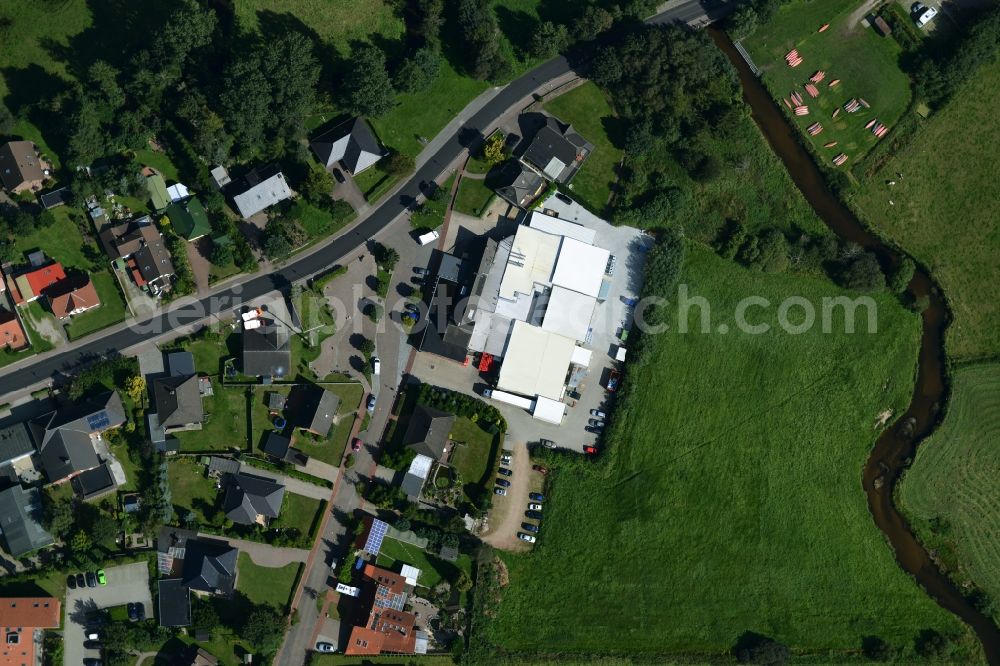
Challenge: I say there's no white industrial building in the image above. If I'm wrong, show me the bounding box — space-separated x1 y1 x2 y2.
467 210 617 422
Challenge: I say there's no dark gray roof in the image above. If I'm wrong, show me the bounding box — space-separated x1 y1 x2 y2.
158 578 192 627
207 457 241 475
310 118 384 174
222 472 285 525
418 281 472 362
242 326 291 378
438 254 464 285
39 187 71 209
167 351 196 377
152 374 203 429
494 160 546 208
438 544 459 562
402 405 455 461
181 538 238 596
260 432 309 466
289 387 340 437
157 525 197 555
29 392 125 482
400 472 425 500
71 462 117 500
0 484 54 557
0 423 34 465
521 116 591 183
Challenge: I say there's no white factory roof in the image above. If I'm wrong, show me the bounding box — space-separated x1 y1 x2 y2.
400 564 422 587
497 321 575 401
551 237 610 298
529 210 597 244
541 285 595 341
498 226 559 300
532 396 565 424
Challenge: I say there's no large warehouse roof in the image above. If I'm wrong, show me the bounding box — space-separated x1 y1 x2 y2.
541 285 596 341
529 211 597 245
498 226 559 300
497 321 575 401
550 237 610 298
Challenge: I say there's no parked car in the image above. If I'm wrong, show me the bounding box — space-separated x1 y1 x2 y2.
135 604 145 621
352 437 363 452
404 302 420 313
417 229 440 246
517 533 537 543
494 487 508 496
588 419 605 428
528 503 543 511
521 522 540 533
532 464 549 474
67 574 77 590
76 573 86 588
585 426 603 435
85 572 97 588
605 370 620 392
83 659 102 666
413 267 428 276
96 569 106 585
539 438 555 449
500 454 511 463
913 3 938 27
584 445 599 455
495 478 511 488
371 356 381 375
86 632 100 641
497 467 513 477
84 640 102 650
529 492 545 501
316 642 336 653
331 168 345 183
127 603 138 621
366 395 376 413
525 510 543 520
590 409 607 419
555 192 572 204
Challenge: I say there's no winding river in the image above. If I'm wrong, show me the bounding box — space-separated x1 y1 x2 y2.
710 28 1000 664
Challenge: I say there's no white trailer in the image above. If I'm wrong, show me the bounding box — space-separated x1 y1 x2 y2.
486 389 535 410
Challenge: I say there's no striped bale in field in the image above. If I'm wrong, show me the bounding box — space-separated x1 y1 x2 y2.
828 79 841 87
824 141 838 148
794 105 809 116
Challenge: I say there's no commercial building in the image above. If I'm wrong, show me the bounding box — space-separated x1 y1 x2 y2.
0 596 59 666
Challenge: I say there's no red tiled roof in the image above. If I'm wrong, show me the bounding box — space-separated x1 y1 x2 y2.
0 597 60 666
344 564 417 656
0 311 27 351
48 277 100 319
127 258 147 287
22 262 66 298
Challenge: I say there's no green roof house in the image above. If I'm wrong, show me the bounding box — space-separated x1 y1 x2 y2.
146 173 170 211
166 197 211 241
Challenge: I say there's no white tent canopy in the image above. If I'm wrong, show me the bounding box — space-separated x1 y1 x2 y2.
532 396 565 424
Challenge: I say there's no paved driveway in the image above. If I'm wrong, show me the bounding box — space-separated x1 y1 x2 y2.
64 562 152 666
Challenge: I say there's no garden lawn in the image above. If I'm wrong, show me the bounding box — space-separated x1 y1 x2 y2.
374 537 472 592
133 148 180 182
175 330 240 376
173 384 249 453
352 165 403 204
236 553 302 612
453 177 495 217
900 363 1000 625
167 458 219 526
485 245 966 658
743 0 911 165
63 271 128 340
410 173 456 230
449 417 497 490
271 492 325 541
542 82 624 214
851 60 1000 360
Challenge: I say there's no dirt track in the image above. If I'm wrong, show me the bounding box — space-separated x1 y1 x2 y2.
481 442 533 553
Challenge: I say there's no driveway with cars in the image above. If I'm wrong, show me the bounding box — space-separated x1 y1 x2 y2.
63 562 152 666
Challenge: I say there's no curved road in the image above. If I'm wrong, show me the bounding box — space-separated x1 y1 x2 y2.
0 0 733 397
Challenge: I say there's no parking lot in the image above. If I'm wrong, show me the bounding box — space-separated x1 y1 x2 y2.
63 561 152 666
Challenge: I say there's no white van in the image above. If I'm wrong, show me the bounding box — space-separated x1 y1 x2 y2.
914 4 938 27
417 230 439 246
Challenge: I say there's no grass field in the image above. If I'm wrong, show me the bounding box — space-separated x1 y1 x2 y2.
174 385 249 453
168 458 219 526
484 245 967 658
542 82 624 214
375 537 472 592
271 492 325 540
449 417 497 491
900 363 1000 623
744 0 911 166
852 60 1000 360
235 553 302 611
453 177 495 217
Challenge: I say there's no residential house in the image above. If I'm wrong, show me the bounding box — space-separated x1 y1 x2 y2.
70 462 117 501
0 311 28 351
47 275 101 319
520 115 593 184
232 168 292 219
0 140 48 193
185 647 219 666
166 197 211 241
100 216 175 293
288 386 340 438
344 563 426 656
402 405 455 461
0 485 54 557
0 596 60 666
180 537 239 596
12 262 66 304
146 173 170 211
260 432 308 466
242 325 291 378
158 578 192 627
156 525 199 575
39 187 71 210
152 353 204 434
310 118 385 175
221 472 285 525
28 391 125 484
0 424 34 469
494 160 547 208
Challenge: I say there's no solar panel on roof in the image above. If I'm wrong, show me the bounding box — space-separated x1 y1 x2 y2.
87 411 110 431
363 519 389 556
